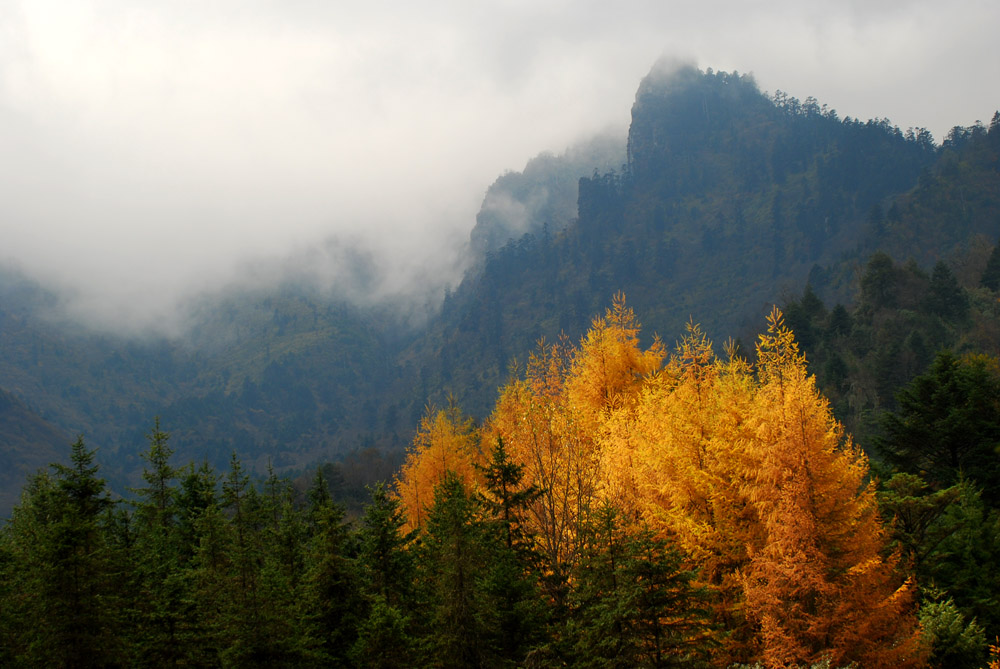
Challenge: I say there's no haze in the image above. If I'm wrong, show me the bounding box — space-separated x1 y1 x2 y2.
1 0 996 334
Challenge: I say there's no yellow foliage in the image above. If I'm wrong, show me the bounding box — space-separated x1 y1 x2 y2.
415 298 925 666
394 402 480 533
485 296 664 582
739 310 922 667
564 292 664 435
597 306 922 666
484 338 598 580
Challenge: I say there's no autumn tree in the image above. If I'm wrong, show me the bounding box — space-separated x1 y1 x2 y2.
739 309 924 668
564 292 664 437
599 310 925 667
484 337 592 594
484 295 664 596
602 323 758 659
395 401 481 532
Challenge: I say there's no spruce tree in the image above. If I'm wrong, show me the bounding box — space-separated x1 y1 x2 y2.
299 473 362 665
477 438 548 663
417 472 493 668
2 438 123 667
568 502 710 668
130 419 191 666
352 483 418 666
981 239 1000 291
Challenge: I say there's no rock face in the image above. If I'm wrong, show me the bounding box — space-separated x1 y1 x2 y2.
468 132 625 263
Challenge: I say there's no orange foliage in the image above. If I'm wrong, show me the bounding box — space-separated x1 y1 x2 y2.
602 322 761 657
740 309 923 668
484 297 663 583
564 292 664 436
394 402 481 533
597 307 924 667
414 298 925 667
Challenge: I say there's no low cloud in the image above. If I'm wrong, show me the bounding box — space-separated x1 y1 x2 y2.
0 0 995 335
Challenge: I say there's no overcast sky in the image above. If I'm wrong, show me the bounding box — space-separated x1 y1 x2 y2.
1 0 996 334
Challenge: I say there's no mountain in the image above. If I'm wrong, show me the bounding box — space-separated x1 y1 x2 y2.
0 63 997 507
409 64 966 418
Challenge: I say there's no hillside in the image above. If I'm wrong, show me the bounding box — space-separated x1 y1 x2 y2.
0 387 69 516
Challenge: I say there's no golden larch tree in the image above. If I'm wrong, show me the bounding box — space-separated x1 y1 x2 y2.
604 322 762 659
564 292 664 437
395 402 480 533
484 338 597 588
739 308 924 668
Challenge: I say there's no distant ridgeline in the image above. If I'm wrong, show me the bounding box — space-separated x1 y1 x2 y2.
0 63 998 512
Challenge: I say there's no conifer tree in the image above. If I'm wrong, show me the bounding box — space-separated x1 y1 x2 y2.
564 293 664 436
353 483 418 666
357 482 415 607
176 460 219 561
567 502 711 668
476 438 548 663
1 438 124 666
129 419 192 666
417 472 494 668
878 351 1000 506
740 309 924 668
981 239 1000 291
299 479 362 665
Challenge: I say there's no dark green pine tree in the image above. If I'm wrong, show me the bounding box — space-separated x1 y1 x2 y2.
980 239 1000 291
567 502 711 668
221 452 308 666
0 513 16 666
923 261 970 323
260 461 308 603
356 482 415 607
298 469 362 666
256 463 312 664
0 437 124 667
860 251 899 311
877 351 1000 506
825 303 852 339
128 418 194 667
176 460 219 560
921 482 1000 640
476 438 549 664
189 494 232 663
416 472 494 668
878 473 1000 639
351 482 418 667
